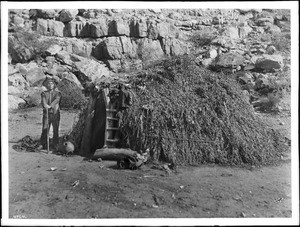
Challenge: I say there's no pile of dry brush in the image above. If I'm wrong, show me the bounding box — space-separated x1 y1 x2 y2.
72 55 289 166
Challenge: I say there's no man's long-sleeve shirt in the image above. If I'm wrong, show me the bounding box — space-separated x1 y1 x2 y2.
41 89 61 114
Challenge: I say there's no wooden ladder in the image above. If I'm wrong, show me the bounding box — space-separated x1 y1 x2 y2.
103 89 120 148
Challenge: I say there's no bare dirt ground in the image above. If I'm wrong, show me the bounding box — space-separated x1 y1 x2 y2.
7 96 293 220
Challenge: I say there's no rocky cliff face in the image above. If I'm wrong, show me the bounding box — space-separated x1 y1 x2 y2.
7 8 291 110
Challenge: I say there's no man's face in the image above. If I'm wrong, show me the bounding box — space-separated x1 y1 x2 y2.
47 81 55 90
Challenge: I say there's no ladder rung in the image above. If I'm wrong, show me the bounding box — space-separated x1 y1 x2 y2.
106 109 117 112
107 117 119 121
107 127 120 130
106 139 119 143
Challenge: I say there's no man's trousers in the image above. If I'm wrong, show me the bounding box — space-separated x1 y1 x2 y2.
40 110 60 149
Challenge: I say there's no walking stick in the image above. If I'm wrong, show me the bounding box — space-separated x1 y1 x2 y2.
46 107 50 154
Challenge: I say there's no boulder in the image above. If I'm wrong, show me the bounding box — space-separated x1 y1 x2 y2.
238 25 252 38
157 22 180 39
63 21 86 37
119 36 138 58
8 36 33 63
235 71 253 84
11 15 25 27
17 62 46 86
48 20 64 37
62 39 93 58
8 95 26 110
107 60 122 72
56 77 86 109
149 9 162 14
241 90 251 103
237 9 262 14
201 18 213 26
168 12 182 20
255 54 284 71
130 19 148 38
36 18 48 35
256 16 274 26
121 59 143 72
16 61 38 74
147 21 159 39
201 58 213 67
25 67 47 86
15 63 30 75
45 56 56 66
265 24 281 34
56 50 73 65
22 87 46 107
56 52 110 83
93 36 137 60
73 57 111 84
93 37 123 60
36 9 57 19
8 86 23 95
9 9 23 15
108 19 130 36
266 45 276 55
82 20 108 38
8 53 12 64
162 38 189 56
136 38 164 62
206 48 218 59
73 40 93 58
82 10 96 18
36 19 64 37
111 9 123 13
212 16 224 25
211 36 233 49
8 73 29 88
58 9 78 23
45 44 62 56
223 27 239 39
29 9 38 18
60 72 83 89
8 64 18 75
213 52 245 69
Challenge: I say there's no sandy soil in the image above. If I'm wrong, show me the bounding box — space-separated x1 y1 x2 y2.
7 103 293 220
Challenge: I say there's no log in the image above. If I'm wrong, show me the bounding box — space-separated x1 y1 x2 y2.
93 148 138 161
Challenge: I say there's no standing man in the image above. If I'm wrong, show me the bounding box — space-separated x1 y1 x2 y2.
38 70 61 152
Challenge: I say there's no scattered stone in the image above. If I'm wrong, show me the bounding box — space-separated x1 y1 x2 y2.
36 9 57 19
266 45 276 55
255 54 284 71
201 58 213 67
8 36 34 63
240 212 246 217
149 9 162 14
58 9 78 23
265 24 281 34
45 44 62 56
213 52 245 69
207 49 218 59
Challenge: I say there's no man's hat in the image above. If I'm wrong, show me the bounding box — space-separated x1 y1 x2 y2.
42 76 59 87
